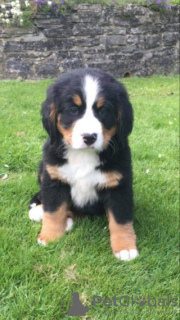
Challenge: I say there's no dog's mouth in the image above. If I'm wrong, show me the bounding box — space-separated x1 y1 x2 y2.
71 142 101 151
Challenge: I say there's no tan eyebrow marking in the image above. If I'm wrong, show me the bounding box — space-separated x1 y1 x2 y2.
73 94 82 107
97 97 104 108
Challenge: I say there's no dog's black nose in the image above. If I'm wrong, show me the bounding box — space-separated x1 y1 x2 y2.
82 133 97 146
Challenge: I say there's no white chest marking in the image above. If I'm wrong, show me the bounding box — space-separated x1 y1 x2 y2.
58 149 106 207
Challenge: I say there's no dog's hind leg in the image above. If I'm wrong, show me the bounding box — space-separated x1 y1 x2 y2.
29 191 43 222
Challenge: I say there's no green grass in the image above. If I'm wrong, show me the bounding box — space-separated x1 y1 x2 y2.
0 75 179 319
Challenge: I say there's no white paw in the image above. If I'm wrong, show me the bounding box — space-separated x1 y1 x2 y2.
29 204 43 222
30 202 37 209
37 238 47 246
114 249 139 261
66 217 74 231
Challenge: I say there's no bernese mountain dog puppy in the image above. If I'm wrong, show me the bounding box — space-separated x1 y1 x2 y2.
29 68 139 261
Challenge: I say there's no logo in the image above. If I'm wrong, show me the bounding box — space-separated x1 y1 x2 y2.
92 295 178 308
60 291 89 318
60 292 178 317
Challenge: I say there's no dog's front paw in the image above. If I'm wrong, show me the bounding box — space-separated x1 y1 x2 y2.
37 211 74 246
114 249 139 261
37 229 63 245
37 233 50 246
37 235 47 246
37 229 63 246
108 213 139 262
29 204 43 222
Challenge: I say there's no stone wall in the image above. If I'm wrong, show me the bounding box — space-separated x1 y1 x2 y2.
0 4 179 79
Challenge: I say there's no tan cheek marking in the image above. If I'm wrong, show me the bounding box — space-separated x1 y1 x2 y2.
50 103 57 124
97 97 104 108
73 94 82 107
57 114 74 146
97 171 123 190
46 165 68 184
108 211 137 253
38 203 74 244
40 174 43 183
103 125 117 148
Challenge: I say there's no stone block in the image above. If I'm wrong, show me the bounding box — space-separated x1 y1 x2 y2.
44 27 73 38
57 50 82 60
104 27 126 36
0 52 3 62
162 32 179 46
36 55 59 78
144 34 162 49
62 60 84 72
72 26 103 37
6 57 32 74
4 39 73 52
33 16 71 28
106 35 126 46
73 37 100 47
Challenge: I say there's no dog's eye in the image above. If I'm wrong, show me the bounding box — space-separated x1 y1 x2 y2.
98 107 108 115
69 106 79 115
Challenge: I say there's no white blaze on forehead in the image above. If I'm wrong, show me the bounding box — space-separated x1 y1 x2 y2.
71 74 103 150
84 74 99 111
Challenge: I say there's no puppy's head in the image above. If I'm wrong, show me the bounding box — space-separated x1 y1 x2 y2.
42 68 133 150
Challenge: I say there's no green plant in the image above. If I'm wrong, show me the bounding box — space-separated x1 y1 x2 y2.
35 0 74 17
0 0 33 26
144 0 171 10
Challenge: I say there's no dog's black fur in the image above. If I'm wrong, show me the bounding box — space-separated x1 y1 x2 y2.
31 68 133 221
29 68 138 259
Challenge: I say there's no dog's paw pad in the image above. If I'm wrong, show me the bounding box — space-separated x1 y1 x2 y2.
66 217 74 232
114 249 139 261
37 237 47 246
29 204 43 222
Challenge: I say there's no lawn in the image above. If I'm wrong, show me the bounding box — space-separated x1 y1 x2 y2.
0 75 179 319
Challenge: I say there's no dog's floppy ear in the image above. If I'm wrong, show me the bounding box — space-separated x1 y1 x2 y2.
41 84 58 144
117 85 133 144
